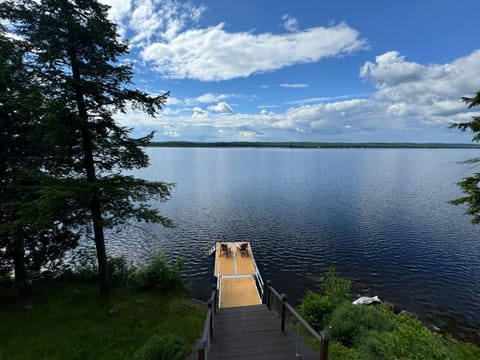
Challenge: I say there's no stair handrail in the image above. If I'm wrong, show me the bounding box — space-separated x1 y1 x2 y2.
264 281 330 360
195 285 217 360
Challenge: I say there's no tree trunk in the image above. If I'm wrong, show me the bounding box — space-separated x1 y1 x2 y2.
13 224 26 296
70 49 109 295
90 191 109 296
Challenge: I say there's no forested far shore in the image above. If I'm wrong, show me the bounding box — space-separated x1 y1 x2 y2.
149 141 480 149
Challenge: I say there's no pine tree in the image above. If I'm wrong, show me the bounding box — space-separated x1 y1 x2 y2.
0 25 79 293
1 0 172 294
450 91 480 223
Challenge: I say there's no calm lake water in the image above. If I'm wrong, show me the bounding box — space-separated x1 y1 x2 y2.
105 147 480 341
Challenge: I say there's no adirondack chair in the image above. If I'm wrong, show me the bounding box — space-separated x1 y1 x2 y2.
237 243 249 257
220 243 230 257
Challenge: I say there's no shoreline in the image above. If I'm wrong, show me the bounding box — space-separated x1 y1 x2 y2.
148 141 480 149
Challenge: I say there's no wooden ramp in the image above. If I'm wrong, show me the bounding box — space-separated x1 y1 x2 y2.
215 242 262 308
208 305 298 360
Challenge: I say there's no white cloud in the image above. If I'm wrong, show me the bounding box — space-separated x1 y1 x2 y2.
208 102 233 113
360 50 480 123
100 0 205 44
280 83 308 88
100 0 132 36
166 96 182 105
115 42 480 142
141 22 367 81
282 14 299 32
360 51 424 87
361 50 480 100
240 130 262 139
286 93 370 105
162 125 180 137
192 93 229 104
192 107 209 118
161 107 181 115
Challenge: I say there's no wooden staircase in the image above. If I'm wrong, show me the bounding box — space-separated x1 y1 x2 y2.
208 305 298 360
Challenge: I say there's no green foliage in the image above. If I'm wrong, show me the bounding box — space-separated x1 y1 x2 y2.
0 273 13 286
297 269 480 360
62 248 99 283
328 341 362 360
0 22 79 285
0 280 204 359
372 322 448 360
297 268 351 331
133 334 186 360
297 291 334 331
130 255 187 295
450 91 480 224
321 267 351 303
329 305 480 360
62 252 187 295
0 0 173 293
108 257 134 286
328 302 398 347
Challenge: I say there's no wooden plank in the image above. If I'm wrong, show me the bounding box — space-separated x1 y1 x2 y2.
235 245 256 275
214 242 262 308
208 305 298 360
214 242 235 276
214 242 257 276
220 277 261 308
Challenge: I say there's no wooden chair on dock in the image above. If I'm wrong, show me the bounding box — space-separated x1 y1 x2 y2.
237 243 249 257
220 243 230 257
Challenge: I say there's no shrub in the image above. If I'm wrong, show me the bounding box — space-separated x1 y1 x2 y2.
60 251 187 296
0 273 13 286
297 290 338 331
297 268 351 331
328 341 362 360
107 256 133 286
66 248 99 282
133 334 186 360
445 338 480 360
320 267 351 304
130 255 187 295
373 322 448 360
328 302 398 347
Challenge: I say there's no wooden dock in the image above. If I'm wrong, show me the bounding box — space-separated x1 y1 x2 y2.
192 242 330 360
214 242 262 308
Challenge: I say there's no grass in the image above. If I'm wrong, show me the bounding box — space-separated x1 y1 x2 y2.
0 280 205 359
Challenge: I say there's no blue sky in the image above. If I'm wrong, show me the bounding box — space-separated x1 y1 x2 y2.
102 0 480 142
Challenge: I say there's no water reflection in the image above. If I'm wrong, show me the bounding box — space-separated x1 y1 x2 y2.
98 148 480 342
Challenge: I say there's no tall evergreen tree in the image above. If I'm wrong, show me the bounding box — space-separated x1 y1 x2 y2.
0 25 79 293
450 91 480 223
1 0 172 294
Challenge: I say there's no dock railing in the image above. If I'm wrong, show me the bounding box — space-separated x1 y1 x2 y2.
195 284 217 360
264 280 330 360
253 257 265 299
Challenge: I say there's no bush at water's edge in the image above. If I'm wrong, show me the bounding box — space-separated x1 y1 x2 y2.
297 268 480 360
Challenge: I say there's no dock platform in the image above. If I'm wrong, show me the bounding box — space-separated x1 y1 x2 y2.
214 242 262 308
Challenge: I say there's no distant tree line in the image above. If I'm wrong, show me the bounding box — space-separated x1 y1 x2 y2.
0 0 172 295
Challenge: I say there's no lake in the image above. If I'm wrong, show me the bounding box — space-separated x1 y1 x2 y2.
105 147 480 341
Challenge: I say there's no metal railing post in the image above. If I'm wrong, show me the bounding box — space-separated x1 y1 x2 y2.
212 283 217 314
195 339 206 360
281 294 287 332
320 332 330 360
266 280 271 309
207 299 213 339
